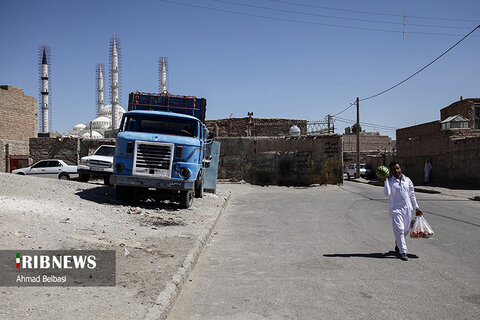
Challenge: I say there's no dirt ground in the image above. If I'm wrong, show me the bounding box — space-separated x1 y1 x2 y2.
0 172 230 319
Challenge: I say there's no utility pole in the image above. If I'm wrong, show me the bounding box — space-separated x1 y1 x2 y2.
356 97 360 179
327 114 332 133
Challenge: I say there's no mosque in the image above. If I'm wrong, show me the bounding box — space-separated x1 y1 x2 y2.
68 35 126 138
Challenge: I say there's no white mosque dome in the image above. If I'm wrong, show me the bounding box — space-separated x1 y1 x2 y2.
81 130 102 139
99 105 112 117
73 123 86 130
99 104 126 117
92 116 112 130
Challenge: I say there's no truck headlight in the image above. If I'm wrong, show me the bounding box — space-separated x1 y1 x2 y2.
115 162 125 172
80 159 88 165
180 167 191 179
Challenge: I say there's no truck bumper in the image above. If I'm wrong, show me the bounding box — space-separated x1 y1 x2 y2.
112 175 194 190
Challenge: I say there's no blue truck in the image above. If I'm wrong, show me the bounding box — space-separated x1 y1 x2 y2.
111 91 213 208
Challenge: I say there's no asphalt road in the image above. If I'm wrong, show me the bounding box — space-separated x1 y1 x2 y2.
167 182 480 320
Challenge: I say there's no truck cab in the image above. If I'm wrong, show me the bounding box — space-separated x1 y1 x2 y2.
111 92 212 208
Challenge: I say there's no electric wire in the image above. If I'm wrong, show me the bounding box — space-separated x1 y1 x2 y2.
158 0 474 37
213 0 472 30
359 25 480 102
264 0 479 23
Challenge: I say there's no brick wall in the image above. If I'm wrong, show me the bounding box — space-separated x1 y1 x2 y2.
206 117 308 137
216 135 343 186
440 98 479 128
0 85 37 142
0 139 30 172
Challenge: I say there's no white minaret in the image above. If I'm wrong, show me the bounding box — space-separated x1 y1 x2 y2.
40 47 49 133
96 64 104 116
159 57 168 93
110 34 120 130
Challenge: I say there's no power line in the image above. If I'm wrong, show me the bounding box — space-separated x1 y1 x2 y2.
334 117 397 131
360 25 480 101
213 0 472 30
332 102 355 117
265 0 479 23
158 0 473 37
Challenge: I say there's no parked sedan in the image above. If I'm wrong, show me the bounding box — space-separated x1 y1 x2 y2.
345 163 373 179
12 159 78 180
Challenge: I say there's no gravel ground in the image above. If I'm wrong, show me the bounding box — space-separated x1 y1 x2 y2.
0 173 230 319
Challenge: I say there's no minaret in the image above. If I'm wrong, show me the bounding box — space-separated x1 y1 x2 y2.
159 57 168 93
96 64 104 116
40 46 49 133
110 34 120 130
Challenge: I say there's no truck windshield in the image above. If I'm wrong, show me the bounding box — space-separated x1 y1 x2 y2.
95 146 115 156
123 115 198 137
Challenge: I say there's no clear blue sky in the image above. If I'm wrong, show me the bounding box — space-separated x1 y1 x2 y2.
1 0 479 138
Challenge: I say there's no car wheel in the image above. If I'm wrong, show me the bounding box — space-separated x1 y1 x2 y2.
16 173 25 175
59 173 70 180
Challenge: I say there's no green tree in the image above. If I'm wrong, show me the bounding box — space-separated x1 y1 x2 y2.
351 123 362 133
344 126 351 134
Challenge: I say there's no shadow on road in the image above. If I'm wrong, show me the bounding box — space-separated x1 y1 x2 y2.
323 251 419 259
75 186 182 211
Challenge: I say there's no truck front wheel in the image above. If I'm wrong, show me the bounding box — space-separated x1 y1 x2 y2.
179 190 194 209
116 185 133 202
194 173 204 198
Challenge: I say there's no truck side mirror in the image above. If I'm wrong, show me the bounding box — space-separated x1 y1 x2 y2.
207 132 215 140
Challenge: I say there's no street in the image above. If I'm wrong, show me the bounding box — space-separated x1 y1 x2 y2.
168 181 480 319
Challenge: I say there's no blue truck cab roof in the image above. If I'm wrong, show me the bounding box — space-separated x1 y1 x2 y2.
123 110 202 122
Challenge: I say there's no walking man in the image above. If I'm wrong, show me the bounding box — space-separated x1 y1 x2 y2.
383 162 423 261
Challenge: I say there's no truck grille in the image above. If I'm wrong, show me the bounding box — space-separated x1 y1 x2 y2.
133 142 174 178
88 159 111 167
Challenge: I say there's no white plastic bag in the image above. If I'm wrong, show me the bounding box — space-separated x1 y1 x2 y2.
410 216 434 239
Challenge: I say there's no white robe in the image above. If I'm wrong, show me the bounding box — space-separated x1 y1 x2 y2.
384 175 419 254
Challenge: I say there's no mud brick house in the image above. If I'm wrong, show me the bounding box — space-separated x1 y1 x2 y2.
396 98 480 187
0 85 37 172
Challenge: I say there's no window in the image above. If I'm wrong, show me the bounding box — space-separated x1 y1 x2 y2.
475 104 480 129
47 161 61 167
32 161 48 168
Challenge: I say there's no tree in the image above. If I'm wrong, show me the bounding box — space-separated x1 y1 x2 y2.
351 123 362 133
344 126 351 134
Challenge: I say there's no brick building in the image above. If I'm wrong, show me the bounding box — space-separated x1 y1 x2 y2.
396 98 480 187
341 132 393 170
205 117 308 137
0 85 38 172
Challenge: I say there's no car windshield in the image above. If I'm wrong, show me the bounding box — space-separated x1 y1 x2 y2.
123 115 198 137
94 146 115 156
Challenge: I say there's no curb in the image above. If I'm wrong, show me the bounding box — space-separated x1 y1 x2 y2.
144 192 233 320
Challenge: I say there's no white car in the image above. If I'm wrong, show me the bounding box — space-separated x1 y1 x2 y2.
345 163 373 179
77 145 115 185
12 159 78 180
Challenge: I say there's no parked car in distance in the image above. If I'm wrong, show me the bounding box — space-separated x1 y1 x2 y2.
346 163 373 179
12 159 78 180
77 145 115 185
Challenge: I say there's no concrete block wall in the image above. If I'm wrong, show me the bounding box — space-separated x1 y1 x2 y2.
440 98 479 128
216 135 343 186
0 139 30 172
397 136 480 187
30 137 117 165
0 85 37 142
206 118 308 137
341 133 392 153
30 137 80 165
